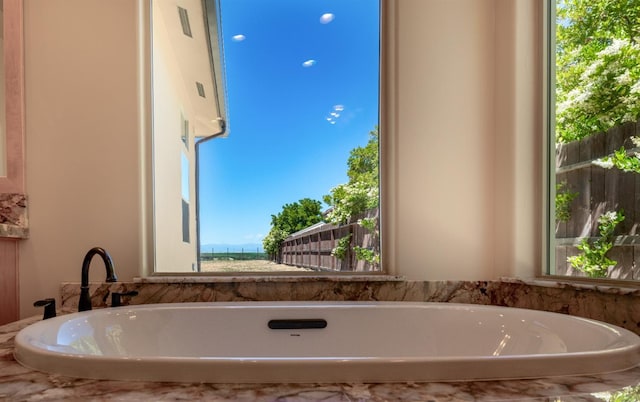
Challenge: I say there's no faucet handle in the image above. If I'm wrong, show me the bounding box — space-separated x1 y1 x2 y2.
34 298 56 320
111 290 139 307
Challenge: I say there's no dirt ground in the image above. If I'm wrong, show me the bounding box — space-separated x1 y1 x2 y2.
199 259 313 273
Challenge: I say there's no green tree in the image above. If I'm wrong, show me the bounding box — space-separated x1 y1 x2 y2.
262 227 290 261
555 0 640 143
270 198 323 234
263 198 323 261
346 127 379 186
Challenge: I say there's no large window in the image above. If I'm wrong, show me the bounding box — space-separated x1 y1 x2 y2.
549 0 640 280
152 0 381 274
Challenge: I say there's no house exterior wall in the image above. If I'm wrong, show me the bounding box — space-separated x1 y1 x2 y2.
152 0 224 272
152 0 196 272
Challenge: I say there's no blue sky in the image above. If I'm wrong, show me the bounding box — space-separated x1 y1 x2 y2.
198 0 380 248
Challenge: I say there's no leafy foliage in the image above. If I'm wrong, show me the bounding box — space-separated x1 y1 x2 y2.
262 228 290 260
606 385 640 402
353 246 379 265
262 198 323 260
323 181 379 225
324 127 380 266
358 217 377 232
595 137 640 173
568 210 625 278
269 198 323 234
331 234 352 260
607 146 640 173
346 128 379 185
555 181 578 222
555 0 640 143
324 127 379 224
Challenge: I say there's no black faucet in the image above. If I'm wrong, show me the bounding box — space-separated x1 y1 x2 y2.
34 298 56 320
111 290 139 307
79 247 117 312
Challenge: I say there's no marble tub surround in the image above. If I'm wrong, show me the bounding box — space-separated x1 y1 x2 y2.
60 278 640 335
0 192 28 238
60 278 429 310
2 316 640 401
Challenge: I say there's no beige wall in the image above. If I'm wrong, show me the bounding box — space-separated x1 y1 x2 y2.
17 0 542 317
389 0 496 279
0 5 7 177
385 0 541 280
20 0 142 317
493 0 543 279
0 6 5 176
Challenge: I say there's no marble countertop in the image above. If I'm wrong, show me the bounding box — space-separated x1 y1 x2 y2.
2 314 640 401
0 192 28 239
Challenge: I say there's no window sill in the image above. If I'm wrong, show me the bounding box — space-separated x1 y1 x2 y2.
135 273 405 284
503 276 640 296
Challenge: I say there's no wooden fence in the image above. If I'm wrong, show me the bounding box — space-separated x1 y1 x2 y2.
555 120 640 278
279 209 379 272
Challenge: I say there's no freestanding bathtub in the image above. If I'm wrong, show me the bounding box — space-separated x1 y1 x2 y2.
14 301 640 383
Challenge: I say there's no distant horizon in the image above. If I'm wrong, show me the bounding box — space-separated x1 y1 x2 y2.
197 0 380 246
200 242 264 253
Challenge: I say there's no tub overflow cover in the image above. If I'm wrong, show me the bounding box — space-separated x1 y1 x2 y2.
268 319 327 330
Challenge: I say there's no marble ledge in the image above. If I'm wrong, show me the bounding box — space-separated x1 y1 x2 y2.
502 276 640 296
1 314 640 401
137 274 405 283
140 274 640 297
0 192 28 239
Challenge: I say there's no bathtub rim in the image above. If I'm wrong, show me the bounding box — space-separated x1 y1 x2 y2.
14 301 640 383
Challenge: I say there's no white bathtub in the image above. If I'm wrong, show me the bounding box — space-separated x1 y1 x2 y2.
14 301 640 383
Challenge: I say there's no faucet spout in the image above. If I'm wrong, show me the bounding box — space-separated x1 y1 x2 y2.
79 247 117 311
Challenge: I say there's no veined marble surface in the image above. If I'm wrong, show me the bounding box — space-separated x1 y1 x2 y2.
61 279 640 335
136 274 406 283
2 315 640 401
0 193 28 239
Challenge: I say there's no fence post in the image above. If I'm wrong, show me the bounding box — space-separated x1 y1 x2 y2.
348 224 354 271
316 233 320 269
